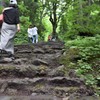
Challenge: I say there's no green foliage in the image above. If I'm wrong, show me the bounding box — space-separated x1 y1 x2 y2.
59 47 79 74
66 35 100 89
76 61 98 86
66 35 100 61
0 6 4 13
42 16 52 41
59 1 100 41
14 16 31 44
14 1 31 44
18 1 30 16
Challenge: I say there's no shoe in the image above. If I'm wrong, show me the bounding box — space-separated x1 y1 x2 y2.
9 54 15 60
10 56 15 60
7 52 15 60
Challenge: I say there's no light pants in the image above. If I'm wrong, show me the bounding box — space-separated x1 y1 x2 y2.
32 34 38 43
0 22 17 54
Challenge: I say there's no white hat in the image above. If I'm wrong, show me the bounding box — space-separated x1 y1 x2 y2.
10 0 17 4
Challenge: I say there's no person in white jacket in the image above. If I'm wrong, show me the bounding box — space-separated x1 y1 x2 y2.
27 25 33 43
32 25 38 43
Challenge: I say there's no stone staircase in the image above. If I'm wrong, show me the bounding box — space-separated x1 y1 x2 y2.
0 41 99 100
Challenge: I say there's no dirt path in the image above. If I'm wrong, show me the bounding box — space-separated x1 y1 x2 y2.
0 41 99 100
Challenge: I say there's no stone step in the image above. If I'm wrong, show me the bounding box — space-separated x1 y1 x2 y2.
0 77 84 87
0 65 49 78
0 95 99 100
0 65 66 78
0 77 85 96
0 95 62 100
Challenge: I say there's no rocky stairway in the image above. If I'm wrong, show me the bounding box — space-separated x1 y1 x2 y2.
0 41 99 100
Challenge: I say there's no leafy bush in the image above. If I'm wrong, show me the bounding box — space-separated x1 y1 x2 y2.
66 35 100 90
14 16 31 44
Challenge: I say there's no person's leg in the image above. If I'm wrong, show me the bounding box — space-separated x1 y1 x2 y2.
32 35 35 43
1 23 16 59
36 34 38 43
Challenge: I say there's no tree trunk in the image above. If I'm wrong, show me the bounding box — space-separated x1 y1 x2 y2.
79 0 83 26
49 2 57 39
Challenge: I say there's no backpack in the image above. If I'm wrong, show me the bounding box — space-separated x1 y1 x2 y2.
0 14 3 27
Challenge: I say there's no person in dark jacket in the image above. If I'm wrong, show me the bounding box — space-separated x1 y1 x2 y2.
0 0 20 60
